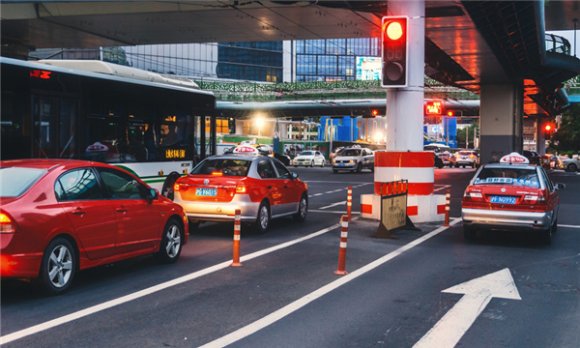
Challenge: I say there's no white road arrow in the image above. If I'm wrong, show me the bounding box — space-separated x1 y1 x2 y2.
414 268 521 348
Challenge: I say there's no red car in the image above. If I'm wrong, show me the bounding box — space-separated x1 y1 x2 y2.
173 155 308 233
461 153 562 244
0 159 188 294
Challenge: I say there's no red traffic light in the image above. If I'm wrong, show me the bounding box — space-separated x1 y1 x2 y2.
386 21 403 40
544 124 552 132
381 16 408 88
371 109 379 117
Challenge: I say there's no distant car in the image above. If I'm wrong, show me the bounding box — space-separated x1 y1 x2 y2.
292 151 326 167
173 155 308 233
558 156 580 172
522 150 541 165
0 159 188 294
437 151 452 167
461 152 562 244
450 149 479 168
332 147 374 173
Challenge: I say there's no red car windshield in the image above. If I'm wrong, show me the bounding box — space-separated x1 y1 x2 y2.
0 167 46 197
474 167 540 188
191 158 251 177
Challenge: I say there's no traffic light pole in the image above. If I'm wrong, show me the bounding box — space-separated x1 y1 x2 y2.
536 119 546 155
385 0 425 152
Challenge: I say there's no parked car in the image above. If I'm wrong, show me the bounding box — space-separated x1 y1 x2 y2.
0 159 188 294
450 149 479 168
332 147 374 173
173 155 308 233
292 150 326 167
461 152 562 244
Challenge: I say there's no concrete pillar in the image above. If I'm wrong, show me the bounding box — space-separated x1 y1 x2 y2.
385 0 425 151
536 118 546 155
364 0 444 223
479 83 523 163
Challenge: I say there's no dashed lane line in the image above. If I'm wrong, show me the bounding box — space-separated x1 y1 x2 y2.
308 183 371 198
199 218 462 348
310 210 360 215
0 222 342 345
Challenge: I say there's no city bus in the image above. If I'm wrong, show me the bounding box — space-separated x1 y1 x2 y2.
1 57 216 198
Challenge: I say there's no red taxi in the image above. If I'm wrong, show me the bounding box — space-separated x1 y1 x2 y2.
461 153 562 244
173 153 308 233
0 159 188 294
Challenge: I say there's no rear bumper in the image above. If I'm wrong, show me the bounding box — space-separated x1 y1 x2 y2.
174 193 260 222
0 253 42 279
462 208 553 230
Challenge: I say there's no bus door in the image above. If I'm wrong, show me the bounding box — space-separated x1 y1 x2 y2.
31 94 78 158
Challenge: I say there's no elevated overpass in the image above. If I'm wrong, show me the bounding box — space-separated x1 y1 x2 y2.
2 0 579 160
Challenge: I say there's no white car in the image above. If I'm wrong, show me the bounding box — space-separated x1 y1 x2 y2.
292 151 326 167
332 147 374 173
559 156 580 172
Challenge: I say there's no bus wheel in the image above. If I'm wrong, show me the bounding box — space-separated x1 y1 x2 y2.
161 172 181 201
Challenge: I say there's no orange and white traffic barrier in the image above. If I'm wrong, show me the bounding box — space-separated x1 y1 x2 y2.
363 151 444 223
347 186 352 220
335 215 349 276
374 151 434 196
231 209 242 267
444 189 451 227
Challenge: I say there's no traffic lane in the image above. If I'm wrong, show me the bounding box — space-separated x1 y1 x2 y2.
0 220 440 347
0 200 340 335
0 176 353 330
232 223 580 348
434 167 475 216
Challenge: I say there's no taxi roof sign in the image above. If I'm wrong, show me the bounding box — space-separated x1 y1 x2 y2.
233 145 259 155
499 152 529 164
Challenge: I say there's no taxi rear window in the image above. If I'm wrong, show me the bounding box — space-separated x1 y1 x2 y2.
474 167 539 188
338 149 361 156
191 159 251 177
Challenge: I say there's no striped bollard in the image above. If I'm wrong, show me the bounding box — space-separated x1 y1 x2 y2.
444 189 451 227
335 215 349 276
231 209 242 267
347 186 352 221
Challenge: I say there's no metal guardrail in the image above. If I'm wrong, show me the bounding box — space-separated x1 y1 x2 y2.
545 33 571 55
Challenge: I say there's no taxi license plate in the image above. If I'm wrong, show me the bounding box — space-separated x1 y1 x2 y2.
490 196 516 204
196 187 217 197
338 163 346 167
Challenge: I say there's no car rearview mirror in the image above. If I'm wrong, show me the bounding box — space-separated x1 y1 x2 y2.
291 172 299 180
555 183 566 190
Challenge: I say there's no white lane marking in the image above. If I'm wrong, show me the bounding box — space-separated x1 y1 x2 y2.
319 201 346 210
0 222 341 345
305 181 371 184
558 224 580 229
414 268 521 348
310 210 360 215
199 218 461 348
307 183 372 198
433 185 451 193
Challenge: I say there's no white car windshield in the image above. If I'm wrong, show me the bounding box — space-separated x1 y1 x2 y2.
299 151 314 156
338 149 361 156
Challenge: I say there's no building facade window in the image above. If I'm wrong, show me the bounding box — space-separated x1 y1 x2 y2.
295 38 380 82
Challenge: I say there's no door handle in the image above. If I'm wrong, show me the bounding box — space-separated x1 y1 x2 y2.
116 207 128 213
72 208 86 216
284 185 288 189
267 186 272 190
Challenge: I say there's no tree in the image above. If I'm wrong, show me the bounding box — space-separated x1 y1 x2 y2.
551 104 580 153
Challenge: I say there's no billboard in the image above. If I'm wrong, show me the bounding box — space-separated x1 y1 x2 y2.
356 56 381 81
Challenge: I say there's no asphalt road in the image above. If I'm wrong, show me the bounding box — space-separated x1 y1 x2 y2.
1 167 579 347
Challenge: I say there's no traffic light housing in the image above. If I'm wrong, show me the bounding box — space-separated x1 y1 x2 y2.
543 122 555 139
381 16 408 87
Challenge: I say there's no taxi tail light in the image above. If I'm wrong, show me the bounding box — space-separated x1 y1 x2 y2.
235 184 247 194
523 191 547 210
173 183 181 192
0 212 16 234
464 189 483 201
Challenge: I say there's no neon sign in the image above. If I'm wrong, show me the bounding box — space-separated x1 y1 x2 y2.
424 100 444 115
